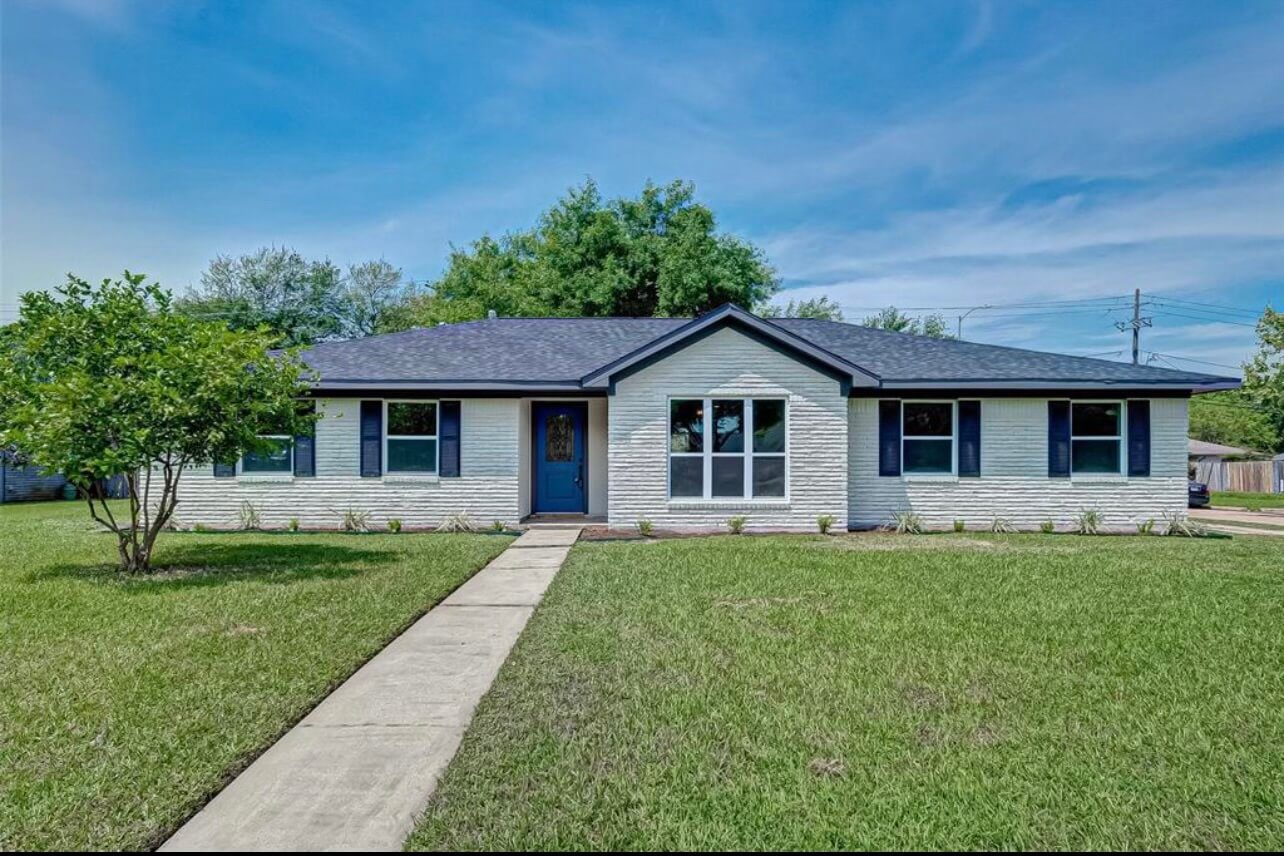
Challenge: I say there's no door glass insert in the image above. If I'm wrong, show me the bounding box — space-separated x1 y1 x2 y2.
545 413 574 462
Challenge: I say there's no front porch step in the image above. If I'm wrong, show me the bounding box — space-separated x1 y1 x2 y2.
522 515 605 530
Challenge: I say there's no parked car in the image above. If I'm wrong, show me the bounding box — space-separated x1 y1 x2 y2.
1188 480 1210 508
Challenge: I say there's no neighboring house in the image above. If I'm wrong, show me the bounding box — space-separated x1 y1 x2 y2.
0 450 68 503
0 451 131 504
1188 439 1252 461
1189 439 1282 494
173 304 1236 531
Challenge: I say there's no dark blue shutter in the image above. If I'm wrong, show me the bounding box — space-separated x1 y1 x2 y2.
360 400 382 478
439 401 461 478
958 400 981 478
1127 399 1150 477
878 400 901 477
213 459 236 478
294 401 316 478
1048 400 1071 478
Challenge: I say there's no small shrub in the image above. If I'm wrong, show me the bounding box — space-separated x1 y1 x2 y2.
636 518 654 537
238 501 262 531
816 514 835 535
287 517 300 532
1039 519 1056 534
727 515 747 535
491 520 506 532
1162 512 1208 538
887 511 924 534
1072 509 1102 535
990 517 1016 534
438 512 477 533
193 523 213 533
1136 518 1155 535
953 519 965 533
340 507 372 533
387 518 402 533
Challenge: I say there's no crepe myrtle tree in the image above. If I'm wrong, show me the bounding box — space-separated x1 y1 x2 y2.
0 273 314 572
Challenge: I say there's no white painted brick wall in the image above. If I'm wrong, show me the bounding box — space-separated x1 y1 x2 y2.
847 397 1189 529
607 326 849 530
171 398 522 530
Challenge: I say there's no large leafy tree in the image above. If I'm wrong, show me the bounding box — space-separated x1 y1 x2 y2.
178 247 346 347
341 259 412 338
860 306 955 339
0 274 313 573
760 295 845 321
1189 389 1279 453
1242 307 1284 451
380 178 778 329
179 248 413 346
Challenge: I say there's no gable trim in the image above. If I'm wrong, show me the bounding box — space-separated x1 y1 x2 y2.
582 304 877 392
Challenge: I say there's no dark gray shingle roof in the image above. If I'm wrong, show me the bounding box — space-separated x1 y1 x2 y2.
299 313 1232 389
302 317 687 384
770 318 1228 385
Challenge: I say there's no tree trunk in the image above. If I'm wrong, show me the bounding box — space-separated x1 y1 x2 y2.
90 460 185 574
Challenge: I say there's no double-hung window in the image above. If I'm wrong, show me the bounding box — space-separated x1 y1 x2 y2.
668 398 787 499
385 401 439 473
241 436 293 474
1071 401 1123 474
902 401 955 475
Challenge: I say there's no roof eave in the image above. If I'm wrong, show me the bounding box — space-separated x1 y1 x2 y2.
309 380 589 393
875 378 1240 392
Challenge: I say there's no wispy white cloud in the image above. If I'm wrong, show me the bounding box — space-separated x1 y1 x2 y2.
2 0 1279 370
767 168 1284 298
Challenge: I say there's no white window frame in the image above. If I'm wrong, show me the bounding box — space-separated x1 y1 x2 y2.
383 399 440 475
1070 399 1125 476
239 435 293 475
666 396 789 501
901 400 957 477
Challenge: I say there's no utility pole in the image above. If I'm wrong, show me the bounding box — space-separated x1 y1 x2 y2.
1115 288 1152 364
1132 288 1141 364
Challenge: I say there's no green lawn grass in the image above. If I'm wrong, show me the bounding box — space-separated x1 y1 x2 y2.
1212 490 1284 509
0 500 511 851
409 532 1284 851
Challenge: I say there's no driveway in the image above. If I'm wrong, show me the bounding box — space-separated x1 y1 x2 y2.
1190 507 1284 537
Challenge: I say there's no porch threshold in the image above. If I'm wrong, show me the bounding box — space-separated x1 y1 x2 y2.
522 513 606 530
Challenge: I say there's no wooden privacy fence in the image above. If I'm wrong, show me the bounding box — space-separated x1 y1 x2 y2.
1193 459 1284 493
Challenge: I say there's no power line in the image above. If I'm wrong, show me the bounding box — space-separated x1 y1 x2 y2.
965 308 1128 321
1150 310 1258 327
1143 293 1264 317
837 294 1133 313
1148 300 1263 322
1145 351 1243 371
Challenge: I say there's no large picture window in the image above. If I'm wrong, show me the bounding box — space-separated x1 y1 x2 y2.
902 401 954 475
241 436 292 474
385 401 439 473
668 398 786 499
1071 401 1122 474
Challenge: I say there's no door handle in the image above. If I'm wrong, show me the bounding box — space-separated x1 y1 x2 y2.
575 464 583 488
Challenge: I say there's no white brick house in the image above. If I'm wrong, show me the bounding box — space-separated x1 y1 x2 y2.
173 305 1235 531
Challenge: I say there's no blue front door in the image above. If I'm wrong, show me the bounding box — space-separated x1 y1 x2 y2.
533 402 587 513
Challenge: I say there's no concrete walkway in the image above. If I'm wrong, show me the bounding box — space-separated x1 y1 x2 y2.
161 526 581 852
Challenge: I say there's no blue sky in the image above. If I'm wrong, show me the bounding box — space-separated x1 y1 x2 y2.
2 0 1280 371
